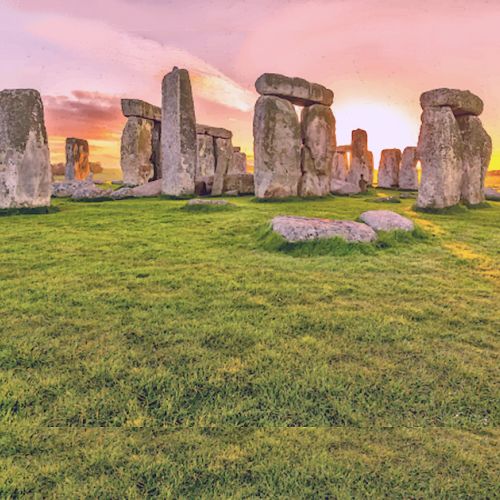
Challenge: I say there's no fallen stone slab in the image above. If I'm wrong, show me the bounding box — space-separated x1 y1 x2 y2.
187 199 230 206
72 184 112 200
372 196 401 204
196 124 232 139
52 180 86 198
420 88 484 116
271 216 377 243
331 179 361 195
111 179 162 200
121 99 161 122
359 210 414 232
485 187 500 201
255 73 334 107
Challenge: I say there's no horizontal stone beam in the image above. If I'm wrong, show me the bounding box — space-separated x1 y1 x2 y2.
196 124 233 139
420 88 483 117
121 99 161 121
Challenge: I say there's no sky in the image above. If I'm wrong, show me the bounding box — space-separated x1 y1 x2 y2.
1 0 499 171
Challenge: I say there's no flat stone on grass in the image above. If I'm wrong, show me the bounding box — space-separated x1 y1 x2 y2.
187 199 230 206
359 210 414 232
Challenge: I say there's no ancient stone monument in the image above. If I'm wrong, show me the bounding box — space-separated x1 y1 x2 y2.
65 138 90 181
0 89 51 209
378 149 402 189
231 147 247 175
417 88 492 209
346 129 374 187
161 67 198 196
253 73 335 198
399 147 419 190
120 99 161 186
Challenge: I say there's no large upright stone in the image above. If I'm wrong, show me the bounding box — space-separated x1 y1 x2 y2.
347 129 373 186
253 95 301 198
161 67 197 196
196 134 216 178
0 89 51 208
331 151 349 182
255 73 334 107
120 118 161 186
230 151 247 175
212 137 234 196
417 106 464 209
65 138 90 181
299 104 336 196
420 89 484 117
378 149 402 189
456 115 492 205
399 147 419 190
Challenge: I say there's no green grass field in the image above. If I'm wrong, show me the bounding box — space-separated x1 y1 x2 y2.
1 191 499 497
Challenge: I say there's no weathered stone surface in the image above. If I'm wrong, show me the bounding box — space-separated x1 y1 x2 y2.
121 99 161 122
255 73 334 107
196 124 232 139
330 179 361 195
223 173 254 195
120 117 160 186
271 216 377 243
111 179 162 200
456 115 492 205
233 146 241 153
359 210 414 232
65 138 90 181
212 137 234 196
299 104 336 197
187 198 230 206
52 180 88 198
420 88 483 116
399 147 419 190
0 89 51 208
378 149 402 189
71 183 112 200
332 151 349 182
485 187 500 201
230 151 247 175
161 67 197 196
253 95 301 198
347 129 374 186
196 134 216 178
417 106 464 209
195 176 214 196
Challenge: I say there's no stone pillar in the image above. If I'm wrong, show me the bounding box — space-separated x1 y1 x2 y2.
230 149 247 175
331 150 349 182
65 138 90 181
399 147 419 190
0 89 51 209
196 134 216 178
347 129 374 186
299 104 336 196
212 137 234 196
161 67 197 196
253 95 301 198
378 149 402 189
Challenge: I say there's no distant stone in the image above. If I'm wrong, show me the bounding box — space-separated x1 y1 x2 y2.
121 99 161 122
109 187 133 200
347 129 374 186
90 162 103 174
196 124 232 139
0 89 51 208
271 216 377 243
223 173 254 195
233 146 241 153
71 183 112 200
52 180 86 198
332 151 349 182
360 210 414 232
161 67 197 196
51 162 65 176
253 95 301 198
255 73 334 107
65 138 90 181
373 196 401 203
399 147 419 190
420 88 484 116
230 151 247 175
330 179 361 196
485 187 500 201
197 134 216 178
212 137 234 196
187 198 230 206
378 149 402 189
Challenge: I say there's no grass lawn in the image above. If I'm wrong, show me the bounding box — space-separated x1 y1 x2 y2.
1 191 499 497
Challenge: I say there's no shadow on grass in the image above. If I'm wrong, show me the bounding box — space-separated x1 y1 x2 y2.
0 206 60 217
413 203 491 215
180 203 238 213
251 195 336 204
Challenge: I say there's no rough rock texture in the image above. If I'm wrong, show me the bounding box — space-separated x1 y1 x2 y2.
223 173 254 195
420 89 484 117
187 198 230 206
299 104 336 197
347 129 374 186
0 89 51 208
378 149 402 189
255 73 334 107
196 134 216 178
359 210 414 232
485 187 500 201
417 106 464 209
65 138 90 181
230 151 247 175
330 179 361 195
196 124 232 139
52 180 89 198
161 67 197 196
399 147 419 190
253 95 301 198
212 137 234 196
271 216 377 243
332 151 349 182
121 99 161 121
456 115 492 205
121 117 161 186
195 176 214 196
111 179 162 200
71 183 112 200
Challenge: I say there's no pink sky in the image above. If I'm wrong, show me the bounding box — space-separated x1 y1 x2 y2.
1 0 499 170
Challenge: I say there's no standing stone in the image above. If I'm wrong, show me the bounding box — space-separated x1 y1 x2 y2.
299 104 336 197
347 129 374 186
331 151 349 182
196 134 216 178
212 137 234 196
399 147 419 190
456 115 492 205
161 67 197 196
0 89 51 208
253 95 301 198
230 151 247 175
65 138 90 181
378 149 402 189
417 106 464 209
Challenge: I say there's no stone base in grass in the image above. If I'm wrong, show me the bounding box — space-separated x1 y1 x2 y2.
359 210 414 232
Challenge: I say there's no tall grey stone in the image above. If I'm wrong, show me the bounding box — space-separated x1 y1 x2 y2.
347 129 373 186
196 134 216 178
456 115 492 205
332 151 349 182
65 138 90 181
299 104 336 197
212 137 234 196
417 106 464 209
253 95 301 198
161 67 197 196
0 89 51 209
378 149 402 189
399 147 419 190
230 151 247 175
